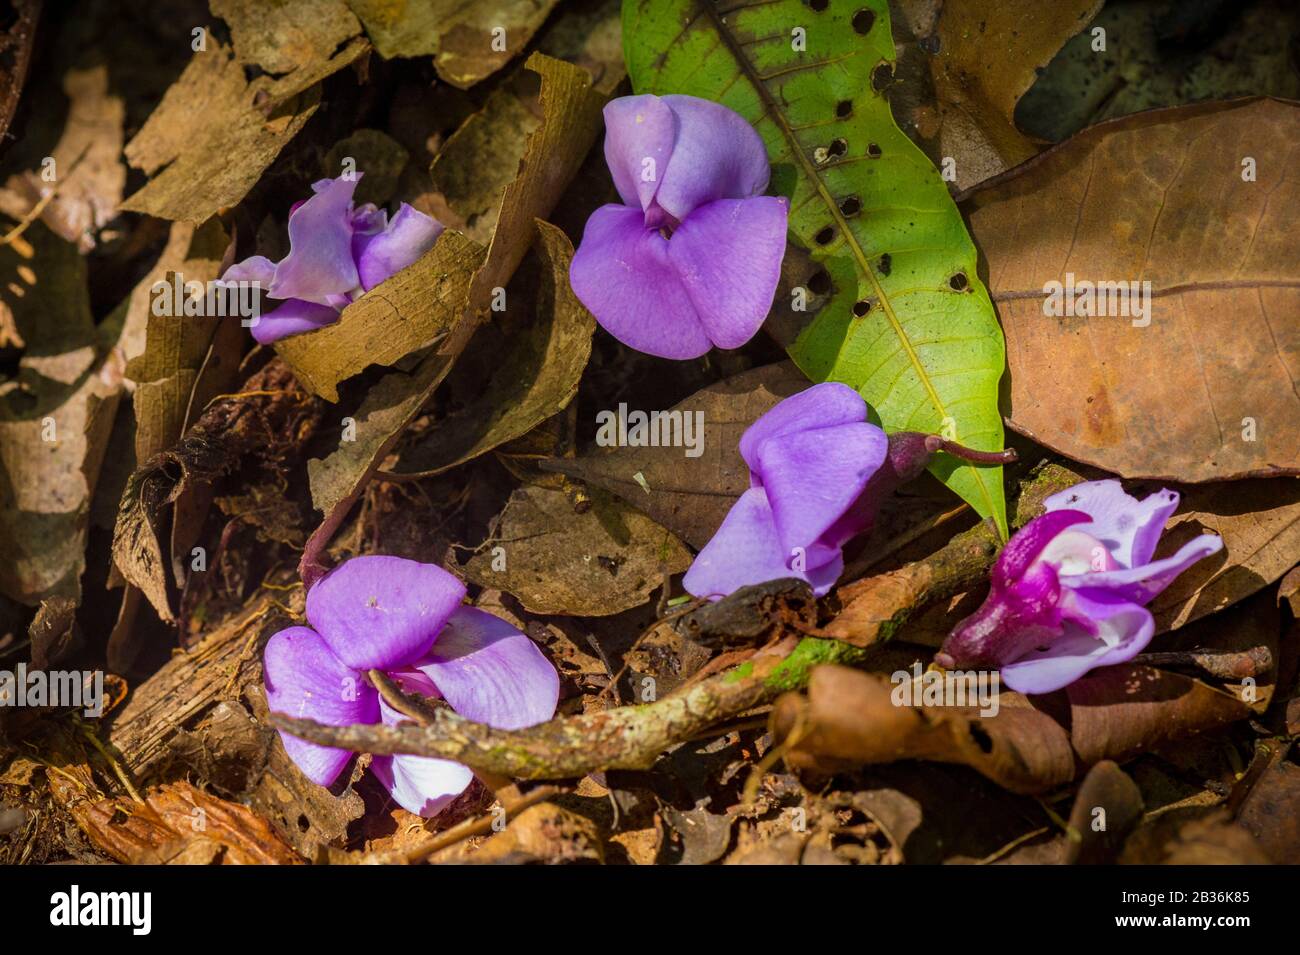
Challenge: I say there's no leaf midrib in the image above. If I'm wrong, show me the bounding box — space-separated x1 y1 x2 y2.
695 0 999 521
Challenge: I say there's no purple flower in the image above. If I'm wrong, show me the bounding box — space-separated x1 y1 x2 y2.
570 94 789 359
684 383 889 598
263 556 559 817
937 480 1224 694
225 175 443 344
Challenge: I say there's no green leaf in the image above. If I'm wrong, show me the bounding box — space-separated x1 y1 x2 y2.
623 0 1008 536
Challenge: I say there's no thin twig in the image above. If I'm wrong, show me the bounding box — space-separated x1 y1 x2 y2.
375 784 566 864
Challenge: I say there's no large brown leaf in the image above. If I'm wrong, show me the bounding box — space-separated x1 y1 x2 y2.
545 362 809 549
964 98 1300 483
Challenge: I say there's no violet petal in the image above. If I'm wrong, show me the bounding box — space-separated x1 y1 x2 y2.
371 697 474 817
738 382 868 474
683 486 842 599
666 196 789 350
602 94 676 215
1001 590 1155 694
656 94 772 220
569 203 712 359
992 509 1091 589
306 556 466 671
752 420 888 559
1062 533 1224 605
413 607 559 730
250 297 340 344
268 175 361 305
263 626 378 787
1045 480 1180 568
353 203 444 291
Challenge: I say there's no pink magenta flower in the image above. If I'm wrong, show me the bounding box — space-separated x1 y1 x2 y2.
569 94 789 359
937 480 1224 694
263 556 559 817
225 174 443 344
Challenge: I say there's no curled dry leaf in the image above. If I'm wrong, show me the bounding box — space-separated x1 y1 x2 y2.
773 659 1253 795
1047 663 1252 767
771 664 1077 795
212 0 362 76
461 484 690 617
76 781 302 865
391 220 595 477
965 98 1300 483
920 0 1102 191
121 37 369 222
275 230 486 402
347 0 560 89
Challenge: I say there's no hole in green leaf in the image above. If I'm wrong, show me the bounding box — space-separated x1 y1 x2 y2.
839 196 861 216
852 9 875 34
872 63 893 91
949 271 969 291
809 0 829 11
867 142 882 158
852 299 872 317
826 137 847 158
835 99 853 118
808 270 832 295
815 226 835 245
878 253 892 276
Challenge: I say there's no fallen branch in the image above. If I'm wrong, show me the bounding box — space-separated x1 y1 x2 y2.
272 463 1087 778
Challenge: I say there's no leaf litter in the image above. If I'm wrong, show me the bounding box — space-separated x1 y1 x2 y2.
1 0 1297 869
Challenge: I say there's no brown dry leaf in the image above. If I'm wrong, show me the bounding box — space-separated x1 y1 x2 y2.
430 78 543 243
464 801 604 864
348 0 560 88
1149 478 1300 632
212 0 362 75
965 98 1300 483
1063 760 1143 865
1231 749 1300 863
110 220 232 622
275 230 485 402
922 1 1101 191
776 659 1254 795
546 362 810 549
1053 663 1252 767
462 484 690 617
0 65 125 252
302 345 472 579
772 665 1077 795
533 0 625 96
465 52 606 316
0 224 122 605
121 37 368 222
392 221 594 477
1120 808 1271 865
77 781 302 865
